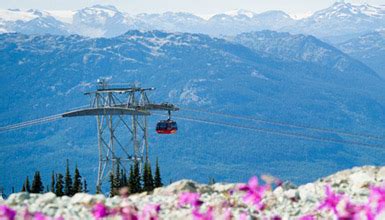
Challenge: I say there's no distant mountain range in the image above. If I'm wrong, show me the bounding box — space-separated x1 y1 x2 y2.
336 31 385 78
1 30 385 193
0 2 384 39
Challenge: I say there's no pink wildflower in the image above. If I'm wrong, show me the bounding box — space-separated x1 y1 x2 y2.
178 192 203 208
369 185 385 214
298 214 315 220
192 206 213 220
33 212 48 220
92 202 109 219
223 208 233 220
238 176 267 209
238 212 248 220
119 206 138 220
0 205 16 220
318 186 343 215
138 204 160 220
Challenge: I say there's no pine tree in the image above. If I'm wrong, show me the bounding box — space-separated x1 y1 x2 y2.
114 162 121 189
142 161 154 192
128 163 141 193
31 171 44 193
121 170 128 187
128 165 135 193
154 158 163 188
21 184 26 192
24 176 31 193
109 172 116 197
72 164 82 194
148 163 154 191
83 179 88 193
133 161 142 193
50 171 55 193
208 177 216 185
64 159 73 196
55 173 64 197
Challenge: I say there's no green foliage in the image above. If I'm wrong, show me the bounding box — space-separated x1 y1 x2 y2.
55 173 64 197
128 165 135 193
114 162 121 189
50 171 55 193
64 159 73 196
142 161 154 192
109 172 117 197
129 162 142 193
72 164 82 194
83 179 88 193
23 176 31 193
121 169 128 187
31 171 44 193
154 158 163 188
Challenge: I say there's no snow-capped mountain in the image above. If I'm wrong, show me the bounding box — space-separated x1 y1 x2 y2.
0 9 68 35
135 12 206 34
71 5 139 37
0 2 384 39
291 2 385 41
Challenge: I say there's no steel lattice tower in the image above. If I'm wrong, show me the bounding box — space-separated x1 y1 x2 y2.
62 80 178 192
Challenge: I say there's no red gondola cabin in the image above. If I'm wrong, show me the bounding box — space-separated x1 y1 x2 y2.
156 120 178 134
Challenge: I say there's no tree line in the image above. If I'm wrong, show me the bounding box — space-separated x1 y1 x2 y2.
19 158 163 197
21 159 88 196
108 158 163 196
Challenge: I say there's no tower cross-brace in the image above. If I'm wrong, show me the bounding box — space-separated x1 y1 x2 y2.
62 81 178 192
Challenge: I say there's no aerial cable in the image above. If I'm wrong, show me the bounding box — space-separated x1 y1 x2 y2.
153 113 385 149
0 115 63 133
180 107 385 141
0 105 88 133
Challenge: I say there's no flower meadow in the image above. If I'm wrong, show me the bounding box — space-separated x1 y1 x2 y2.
1 176 385 220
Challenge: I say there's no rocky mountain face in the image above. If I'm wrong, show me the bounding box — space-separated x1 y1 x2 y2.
1 31 385 193
0 2 384 39
1 166 385 219
336 31 385 78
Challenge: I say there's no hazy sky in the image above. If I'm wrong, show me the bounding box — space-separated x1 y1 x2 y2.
0 0 384 16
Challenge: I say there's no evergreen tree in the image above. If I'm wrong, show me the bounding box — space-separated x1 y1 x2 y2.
128 165 135 193
114 162 121 189
21 183 26 192
142 161 154 192
154 158 163 188
148 163 154 191
133 161 142 193
55 173 64 197
121 170 128 187
31 171 44 193
64 159 73 196
50 171 55 193
83 179 88 193
109 172 116 197
128 163 141 193
72 164 82 194
24 176 31 193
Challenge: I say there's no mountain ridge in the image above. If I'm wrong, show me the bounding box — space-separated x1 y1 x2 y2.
1 2 384 39
1 30 385 193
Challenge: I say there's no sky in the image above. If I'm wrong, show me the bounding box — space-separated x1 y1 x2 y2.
0 0 384 17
